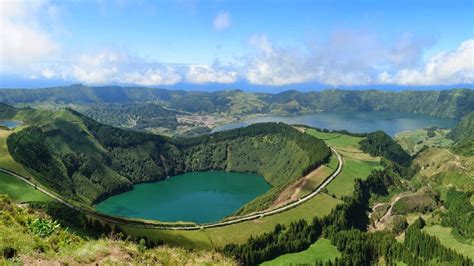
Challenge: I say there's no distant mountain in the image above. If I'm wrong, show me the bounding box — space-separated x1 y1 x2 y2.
0 85 472 118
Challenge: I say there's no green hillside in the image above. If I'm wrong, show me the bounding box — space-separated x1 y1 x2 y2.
0 85 472 118
360 130 412 166
448 112 474 156
3 105 330 214
74 103 183 131
0 194 234 265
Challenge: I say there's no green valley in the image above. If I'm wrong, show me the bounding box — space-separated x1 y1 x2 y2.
1 1 474 264
0 88 472 265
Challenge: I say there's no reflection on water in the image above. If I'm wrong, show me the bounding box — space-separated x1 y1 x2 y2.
212 112 458 136
95 171 270 223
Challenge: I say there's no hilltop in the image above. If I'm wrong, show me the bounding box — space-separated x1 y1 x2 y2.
1 104 330 215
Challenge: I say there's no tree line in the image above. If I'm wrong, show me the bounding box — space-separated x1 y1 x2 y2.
221 168 473 265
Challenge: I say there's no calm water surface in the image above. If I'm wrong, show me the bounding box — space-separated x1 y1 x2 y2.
0 120 22 129
95 171 270 223
213 111 458 136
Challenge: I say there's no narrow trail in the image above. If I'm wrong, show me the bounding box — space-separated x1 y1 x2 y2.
372 192 409 231
0 148 343 230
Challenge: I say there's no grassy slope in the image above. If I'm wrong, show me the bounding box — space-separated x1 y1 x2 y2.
448 111 474 156
261 238 341 266
0 129 32 178
306 129 383 198
6 106 330 213
119 129 382 249
1 111 381 251
383 129 474 259
412 148 474 197
326 159 382 198
0 172 52 203
299 155 339 197
423 225 474 260
395 128 453 155
0 195 234 265
119 193 341 249
2 86 473 119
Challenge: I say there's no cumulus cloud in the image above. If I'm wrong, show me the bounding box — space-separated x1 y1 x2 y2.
187 63 238 83
0 0 59 72
2 2 471 88
71 51 183 85
381 39 474 85
213 11 231 31
246 35 315 85
245 32 383 86
243 32 473 86
123 68 182 86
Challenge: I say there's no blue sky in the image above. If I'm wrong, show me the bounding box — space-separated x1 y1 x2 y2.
1 0 473 90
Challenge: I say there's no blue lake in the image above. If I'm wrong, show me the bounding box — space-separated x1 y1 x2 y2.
213 111 458 136
95 171 271 223
0 120 22 129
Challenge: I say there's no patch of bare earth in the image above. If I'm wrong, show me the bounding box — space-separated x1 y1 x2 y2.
369 192 410 232
269 165 326 209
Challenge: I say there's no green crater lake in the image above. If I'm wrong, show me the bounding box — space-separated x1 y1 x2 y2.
95 171 271 223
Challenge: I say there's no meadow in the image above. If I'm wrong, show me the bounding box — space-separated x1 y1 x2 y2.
261 238 341 265
0 123 383 252
0 172 52 203
423 225 474 260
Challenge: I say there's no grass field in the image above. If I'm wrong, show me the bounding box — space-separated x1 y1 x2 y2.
326 159 382 198
0 124 380 251
306 129 363 149
306 128 382 199
0 172 52 202
395 128 453 155
261 238 341 265
299 154 339 196
423 225 474 260
411 148 474 197
0 129 33 178
120 193 342 249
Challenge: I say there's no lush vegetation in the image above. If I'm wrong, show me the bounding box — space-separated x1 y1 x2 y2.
261 238 340 266
441 188 473 239
75 103 182 130
0 195 234 264
222 167 472 265
0 85 472 118
423 225 474 260
0 172 52 202
360 130 412 166
448 111 474 156
4 105 330 214
395 127 453 155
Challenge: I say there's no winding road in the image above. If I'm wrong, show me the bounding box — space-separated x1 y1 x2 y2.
0 147 343 230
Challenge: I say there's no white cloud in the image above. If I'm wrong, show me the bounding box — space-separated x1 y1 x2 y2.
187 64 238 83
67 51 182 85
0 0 59 72
41 68 56 79
244 32 474 86
123 68 182 86
245 32 388 86
213 11 231 31
246 34 315 85
382 39 474 85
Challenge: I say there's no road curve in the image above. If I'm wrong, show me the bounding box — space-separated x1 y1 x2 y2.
0 147 343 230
